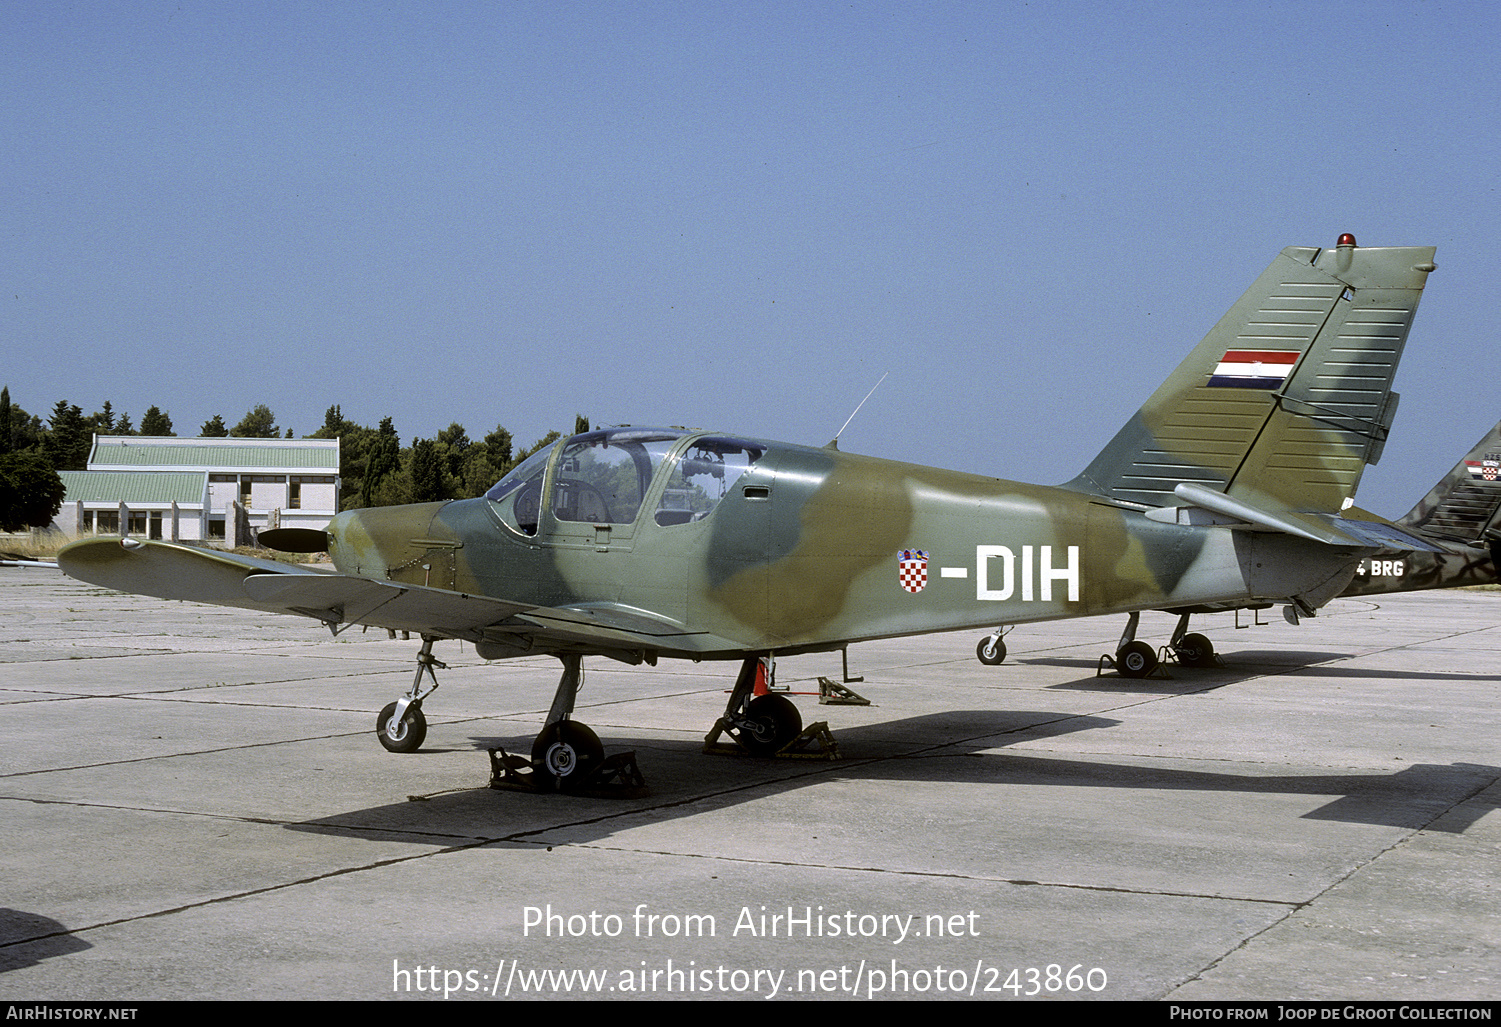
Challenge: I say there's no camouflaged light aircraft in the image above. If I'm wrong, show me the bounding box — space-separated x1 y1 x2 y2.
1338 417 1501 599
59 235 1443 792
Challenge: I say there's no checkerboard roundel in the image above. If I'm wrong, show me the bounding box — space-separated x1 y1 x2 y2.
898 549 928 593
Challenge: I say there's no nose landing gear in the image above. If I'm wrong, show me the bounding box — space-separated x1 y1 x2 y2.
375 635 443 752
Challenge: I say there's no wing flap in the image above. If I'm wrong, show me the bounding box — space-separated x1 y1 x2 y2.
242 572 529 636
498 604 749 655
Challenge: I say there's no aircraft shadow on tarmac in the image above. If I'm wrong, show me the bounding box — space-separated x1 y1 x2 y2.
0 908 91 973
283 709 1498 847
1028 648 1501 693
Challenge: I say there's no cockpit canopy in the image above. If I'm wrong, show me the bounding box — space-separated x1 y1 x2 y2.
485 428 765 536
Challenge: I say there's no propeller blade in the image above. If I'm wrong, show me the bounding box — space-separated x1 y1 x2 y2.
258 528 329 553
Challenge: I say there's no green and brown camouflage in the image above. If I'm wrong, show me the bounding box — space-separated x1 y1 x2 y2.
310 238 1440 659
54 237 1447 779
61 238 1441 662
1341 417 1501 598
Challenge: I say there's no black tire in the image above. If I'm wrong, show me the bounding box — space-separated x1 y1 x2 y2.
1116 640 1158 678
376 701 427 753
738 694 803 756
976 637 1007 665
1174 632 1216 668
531 720 604 791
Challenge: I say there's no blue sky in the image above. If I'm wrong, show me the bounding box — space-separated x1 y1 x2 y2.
5 1 1498 515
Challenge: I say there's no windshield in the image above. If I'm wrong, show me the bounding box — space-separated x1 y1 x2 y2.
484 444 555 535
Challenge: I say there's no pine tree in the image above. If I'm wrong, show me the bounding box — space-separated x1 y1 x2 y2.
409 438 448 503
139 407 174 436
200 414 229 437
359 417 401 508
45 401 90 471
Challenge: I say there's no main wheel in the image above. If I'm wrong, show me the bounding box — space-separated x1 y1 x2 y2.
1116 640 1158 678
976 637 1007 665
1174 632 1216 668
737 693 803 756
376 701 427 753
531 720 604 792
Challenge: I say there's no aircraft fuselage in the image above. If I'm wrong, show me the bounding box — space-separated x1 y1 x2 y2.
326 430 1359 659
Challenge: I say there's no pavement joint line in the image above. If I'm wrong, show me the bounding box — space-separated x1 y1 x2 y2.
517 840 1308 904
1164 764 1501 997
0 837 506 954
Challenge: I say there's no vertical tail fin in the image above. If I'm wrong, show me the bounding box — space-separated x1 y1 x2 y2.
1396 419 1501 545
1065 238 1437 514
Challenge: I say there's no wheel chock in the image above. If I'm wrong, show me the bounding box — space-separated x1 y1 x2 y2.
1095 652 1172 679
702 720 842 760
817 676 871 705
487 747 650 799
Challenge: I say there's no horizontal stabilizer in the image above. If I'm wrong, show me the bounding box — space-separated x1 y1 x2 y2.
1146 483 1443 551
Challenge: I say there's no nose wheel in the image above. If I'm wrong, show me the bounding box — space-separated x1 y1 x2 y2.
376 700 427 753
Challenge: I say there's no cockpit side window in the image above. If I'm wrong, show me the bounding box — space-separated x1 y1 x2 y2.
485 444 554 536
552 430 682 525
655 437 765 526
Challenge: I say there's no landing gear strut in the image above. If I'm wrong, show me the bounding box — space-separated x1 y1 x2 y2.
705 656 838 758
1100 612 1219 678
529 654 604 792
376 634 442 752
1168 613 1217 668
488 654 648 797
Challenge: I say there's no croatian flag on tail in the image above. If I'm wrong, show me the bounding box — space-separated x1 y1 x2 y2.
1206 350 1299 389
1465 456 1501 482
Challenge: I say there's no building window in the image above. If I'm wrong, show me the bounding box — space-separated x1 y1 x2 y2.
288 481 301 509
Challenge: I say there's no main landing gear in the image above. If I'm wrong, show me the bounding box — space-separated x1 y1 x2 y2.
376 641 645 796
1098 612 1218 678
704 655 839 759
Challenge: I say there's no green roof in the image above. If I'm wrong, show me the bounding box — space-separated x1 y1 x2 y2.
59 471 207 506
88 436 339 471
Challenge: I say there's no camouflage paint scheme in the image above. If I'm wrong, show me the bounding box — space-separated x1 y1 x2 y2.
60 239 1442 668
1340 419 1501 599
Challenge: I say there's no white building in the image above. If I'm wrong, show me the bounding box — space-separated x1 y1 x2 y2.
54 436 340 543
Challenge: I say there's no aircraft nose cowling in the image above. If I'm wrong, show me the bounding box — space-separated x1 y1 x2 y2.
325 502 454 579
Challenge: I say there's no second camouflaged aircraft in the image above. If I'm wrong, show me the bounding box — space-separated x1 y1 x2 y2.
59 236 1440 791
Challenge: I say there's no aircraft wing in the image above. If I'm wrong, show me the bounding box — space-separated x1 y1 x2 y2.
57 538 744 658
